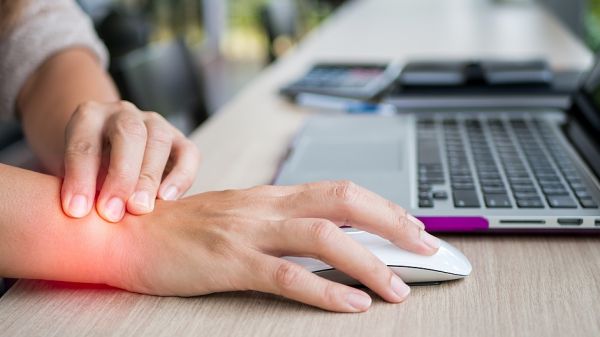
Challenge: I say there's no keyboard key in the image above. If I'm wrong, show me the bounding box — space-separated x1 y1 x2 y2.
505 171 529 178
419 199 434 208
449 164 471 171
419 163 443 170
517 199 544 208
450 169 472 176
509 177 532 185
575 190 591 199
569 182 586 190
417 118 435 126
539 181 563 189
443 119 458 126
478 172 501 179
480 179 504 187
482 186 507 194
511 184 536 193
451 176 474 184
453 190 480 208
565 176 582 184
484 194 512 208
465 119 481 127
579 198 598 209
506 166 528 174
432 191 449 200
536 175 560 181
418 184 432 192
419 171 445 178
452 183 476 190
541 187 569 196
532 168 556 176
419 176 445 184
514 192 540 200
506 164 527 171
547 195 578 208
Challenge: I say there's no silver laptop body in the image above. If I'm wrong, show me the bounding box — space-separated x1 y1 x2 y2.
275 108 600 232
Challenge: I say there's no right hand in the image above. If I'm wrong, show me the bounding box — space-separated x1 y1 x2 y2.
61 101 200 223
104 181 440 313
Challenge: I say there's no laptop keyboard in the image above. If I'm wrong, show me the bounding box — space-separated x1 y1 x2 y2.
417 117 599 209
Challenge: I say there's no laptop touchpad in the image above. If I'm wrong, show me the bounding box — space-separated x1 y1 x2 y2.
293 138 404 172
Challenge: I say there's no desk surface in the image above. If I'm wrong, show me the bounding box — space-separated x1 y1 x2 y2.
1 1 598 336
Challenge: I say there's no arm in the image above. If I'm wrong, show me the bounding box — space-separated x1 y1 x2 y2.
0 163 111 284
0 165 441 313
17 48 119 175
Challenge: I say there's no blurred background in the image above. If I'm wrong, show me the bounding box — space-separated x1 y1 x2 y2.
75 0 600 132
1 0 599 168
79 0 346 133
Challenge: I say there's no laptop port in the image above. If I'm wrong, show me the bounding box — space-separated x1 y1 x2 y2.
595 219 600 226
499 220 545 225
557 218 583 226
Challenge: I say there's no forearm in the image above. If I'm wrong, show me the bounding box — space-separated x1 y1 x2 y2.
0 163 115 284
17 48 120 175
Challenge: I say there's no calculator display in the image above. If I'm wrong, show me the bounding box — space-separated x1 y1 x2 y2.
296 66 386 89
280 63 400 101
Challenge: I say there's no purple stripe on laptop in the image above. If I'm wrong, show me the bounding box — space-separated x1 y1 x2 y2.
417 217 489 232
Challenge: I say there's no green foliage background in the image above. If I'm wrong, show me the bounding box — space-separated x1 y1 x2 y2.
586 0 600 51
119 0 333 42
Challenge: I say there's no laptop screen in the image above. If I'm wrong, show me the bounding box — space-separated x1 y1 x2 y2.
570 59 600 178
580 59 600 133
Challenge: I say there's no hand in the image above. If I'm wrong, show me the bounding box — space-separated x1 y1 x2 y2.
60 101 201 222
105 181 441 313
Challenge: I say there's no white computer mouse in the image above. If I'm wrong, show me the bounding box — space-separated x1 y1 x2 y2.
284 229 472 284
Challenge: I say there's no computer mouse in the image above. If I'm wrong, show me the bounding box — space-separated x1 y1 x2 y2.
284 229 472 284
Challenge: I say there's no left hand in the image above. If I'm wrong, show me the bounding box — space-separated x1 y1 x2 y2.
103 181 439 312
60 100 201 222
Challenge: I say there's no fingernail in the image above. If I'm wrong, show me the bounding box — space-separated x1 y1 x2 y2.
346 292 372 311
132 191 153 211
161 185 179 201
420 230 441 250
104 197 125 222
390 275 410 301
68 194 88 218
408 214 425 229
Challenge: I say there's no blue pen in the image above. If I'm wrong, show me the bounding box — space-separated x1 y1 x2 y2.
295 93 395 115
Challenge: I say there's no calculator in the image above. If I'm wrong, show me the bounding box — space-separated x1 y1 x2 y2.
280 62 402 101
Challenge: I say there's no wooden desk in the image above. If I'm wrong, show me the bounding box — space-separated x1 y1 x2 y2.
1 1 597 336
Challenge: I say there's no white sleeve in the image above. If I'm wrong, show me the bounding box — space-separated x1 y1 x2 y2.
0 0 109 121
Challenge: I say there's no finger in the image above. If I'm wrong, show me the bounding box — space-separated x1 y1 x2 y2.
61 102 105 218
127 113 173 214
250 180 383 199
255 181 342 197
249 253 373 313
279 180 440 255
97 103 148 222
158 136 200 201
262 218 410 304
233 181 353 202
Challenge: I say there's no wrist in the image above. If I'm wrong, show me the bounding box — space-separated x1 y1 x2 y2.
0 165 132 287
39 209 118 286
98 213 144 290
98 200 184 294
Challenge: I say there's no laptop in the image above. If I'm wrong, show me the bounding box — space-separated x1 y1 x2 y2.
274 59 600 233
